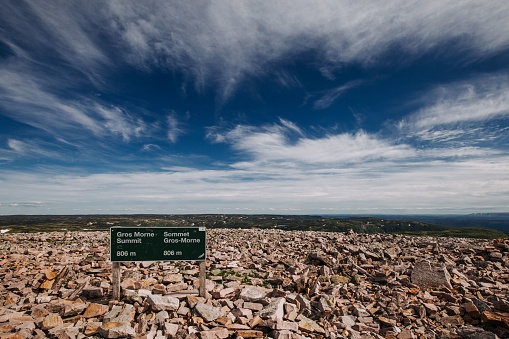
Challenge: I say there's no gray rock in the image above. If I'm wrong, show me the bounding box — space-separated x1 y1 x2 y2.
273 329 293 339
195 302 221 322
411 260 453 290
457 325 499 339
146 294 180 312
239 286 270 301
164 323 180 337
259 298 285 322
297 314 325 334
155 310 169 325
340 315 357 327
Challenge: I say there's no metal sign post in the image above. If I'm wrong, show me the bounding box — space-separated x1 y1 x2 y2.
110 227 207 299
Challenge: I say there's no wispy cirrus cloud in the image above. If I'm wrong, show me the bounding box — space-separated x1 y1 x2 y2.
1 2 110 84
4 1 508 102
112 0 509 100
167 112 186 144
313 80 365 109
1 1 508 215
6 139 66 160
399 74 509 132
0 67 147 142
412 126 509 146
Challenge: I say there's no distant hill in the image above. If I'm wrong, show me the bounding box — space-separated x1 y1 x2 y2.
347 213 509 233
0 214 507 239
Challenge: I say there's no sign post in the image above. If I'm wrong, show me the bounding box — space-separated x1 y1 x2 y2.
110 227 207 299
112 262 121 301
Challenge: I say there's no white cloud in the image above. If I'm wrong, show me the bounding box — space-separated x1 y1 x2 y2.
110 0 509 99
4 1 507 101
1 118 507 214
0 67 147 142
1 149 508 214
1 2 110 84
94 104 146 142
417 146 502 159
399 74 509 132
314 80 365 109
210 120 414 167
273 70 303 88
142 144 162 152
1 2 509 215
167 113 185 144
7 139 63 159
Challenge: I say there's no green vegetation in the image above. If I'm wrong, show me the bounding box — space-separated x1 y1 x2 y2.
0 214 506 239
398 227 508 239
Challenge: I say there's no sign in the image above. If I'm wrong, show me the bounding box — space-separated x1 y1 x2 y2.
110 227 206 262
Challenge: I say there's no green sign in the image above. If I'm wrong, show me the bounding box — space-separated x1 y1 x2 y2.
110 227 206 262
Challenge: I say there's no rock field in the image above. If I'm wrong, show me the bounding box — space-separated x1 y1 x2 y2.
1 229 509 339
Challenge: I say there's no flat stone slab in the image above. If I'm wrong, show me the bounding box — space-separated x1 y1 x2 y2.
195 302 221 322
411 260 453 290
239 286 270 302
146 294 180 312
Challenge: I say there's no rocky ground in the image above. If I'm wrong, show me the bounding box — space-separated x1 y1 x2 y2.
0 229 508 339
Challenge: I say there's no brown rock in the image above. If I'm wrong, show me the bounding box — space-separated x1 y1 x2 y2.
84 322 102 336
82 286 103 299
41 313 63 330
226 324 250 330
272 330 291 339
211 287 237 299
186 295 205 309
39 279 54 290
48 323 77 338
31 305 50 319
166 282 189 292
235 329 264 338
152 283 166 294
120 277 136 290
163 273 184 284
0 323 17 333
63 301 88 317
464 300 482 318
249 315 262 328
378 316 397 326
398 329 416 339
4 227 509 339
440 315 464 326
481 311 509 327
82 303 109 318
200 327 229 339
45 270 58 280
98 321 136 338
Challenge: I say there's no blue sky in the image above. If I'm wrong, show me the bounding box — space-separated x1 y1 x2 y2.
1 1 509 215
